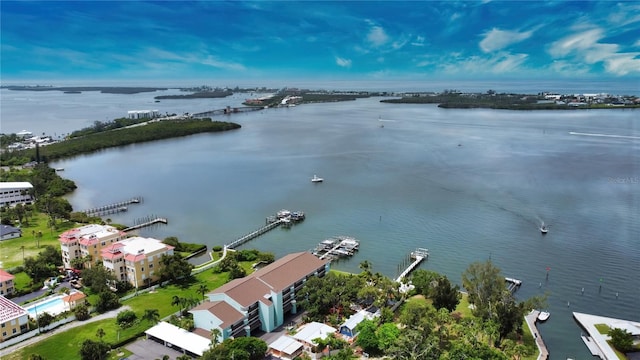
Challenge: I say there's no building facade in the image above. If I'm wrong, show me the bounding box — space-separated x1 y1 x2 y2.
190 252 329 342
0 270 15 297
0 296 29 342
0 182 33 207
100 236 174 288
58 224 126 269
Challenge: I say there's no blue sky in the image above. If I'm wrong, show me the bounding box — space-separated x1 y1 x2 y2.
1 1 639 84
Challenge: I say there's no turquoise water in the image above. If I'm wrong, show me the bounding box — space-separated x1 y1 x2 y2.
25 296 64 318
13 93 639 358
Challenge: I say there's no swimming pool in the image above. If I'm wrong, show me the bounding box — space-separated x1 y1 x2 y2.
24 295 66 318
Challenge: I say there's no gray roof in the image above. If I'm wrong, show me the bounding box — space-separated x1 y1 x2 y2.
0 225 21 237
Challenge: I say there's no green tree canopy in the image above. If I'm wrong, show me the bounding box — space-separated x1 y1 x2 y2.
461 260 506 320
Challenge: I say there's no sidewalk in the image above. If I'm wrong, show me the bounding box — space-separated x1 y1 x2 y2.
0 305 131 357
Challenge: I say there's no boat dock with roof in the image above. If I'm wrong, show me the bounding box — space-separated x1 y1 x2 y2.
313 236 360 260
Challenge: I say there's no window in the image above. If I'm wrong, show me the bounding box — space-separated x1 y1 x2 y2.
12 328 17 334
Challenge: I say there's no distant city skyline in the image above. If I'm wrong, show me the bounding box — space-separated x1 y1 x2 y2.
1 1 639 85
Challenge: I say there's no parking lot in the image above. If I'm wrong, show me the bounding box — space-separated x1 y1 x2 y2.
124 337 185 360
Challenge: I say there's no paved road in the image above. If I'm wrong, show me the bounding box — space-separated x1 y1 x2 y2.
0 305 131 357
12 280 74 305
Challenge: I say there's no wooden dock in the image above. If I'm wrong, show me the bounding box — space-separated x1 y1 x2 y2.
525 310 550 360
123 217 167 232
395 248 429 283
82 197 142 217
226 219 284 249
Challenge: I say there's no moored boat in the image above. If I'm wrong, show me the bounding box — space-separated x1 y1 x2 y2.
538 311 550 321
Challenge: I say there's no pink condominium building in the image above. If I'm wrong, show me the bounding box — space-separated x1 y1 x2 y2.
101 236 174 288
59 224 126 269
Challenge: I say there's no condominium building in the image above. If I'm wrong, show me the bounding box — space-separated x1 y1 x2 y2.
190 252 329 342
0 182 33 207
59 224 126 269
0 270 15 297
100 236 174 288
0 296 29 342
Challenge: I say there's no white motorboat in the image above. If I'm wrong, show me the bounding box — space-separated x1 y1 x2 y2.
540 223 548 234
538 311 550 321
311 175 324 183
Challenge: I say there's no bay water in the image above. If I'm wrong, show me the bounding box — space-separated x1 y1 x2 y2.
2 88 639 358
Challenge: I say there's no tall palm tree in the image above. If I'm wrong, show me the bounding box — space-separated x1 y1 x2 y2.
210 328 222 348
197 284 208 301
143 309 160 325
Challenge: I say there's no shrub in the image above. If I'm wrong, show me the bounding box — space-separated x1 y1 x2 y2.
116 310 137 328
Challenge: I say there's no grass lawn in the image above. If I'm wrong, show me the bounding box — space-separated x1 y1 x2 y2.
0 213 77 269
520 318 538 360
454 292 473 318
595 323 611 334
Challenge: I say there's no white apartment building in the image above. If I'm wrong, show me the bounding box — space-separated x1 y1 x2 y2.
0 182 34 207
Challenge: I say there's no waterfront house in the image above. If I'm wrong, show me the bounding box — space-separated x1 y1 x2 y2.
339 308 380 338
0 182 33 207
190 252 329 341
292 322 337 348
0 270 15 296
0 225 21 241
0 295 29 342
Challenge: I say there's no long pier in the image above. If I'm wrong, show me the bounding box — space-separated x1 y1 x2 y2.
82 197 142 217
226 219 284 249
395 248 429 283
123 217 167 232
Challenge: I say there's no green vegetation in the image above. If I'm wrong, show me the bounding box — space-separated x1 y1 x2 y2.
595 323 611 334
162 236 206 256
0 119 240 164
154 90 232 99
381 90 640 110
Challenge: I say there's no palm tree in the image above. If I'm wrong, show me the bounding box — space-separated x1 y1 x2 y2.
143 309 160 325
197 284 208 301
210 328 222 348
171 295 182 314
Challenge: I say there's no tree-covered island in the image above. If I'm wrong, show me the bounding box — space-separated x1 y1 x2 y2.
381 89 640 110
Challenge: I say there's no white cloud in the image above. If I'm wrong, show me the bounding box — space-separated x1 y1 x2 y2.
145 47 246 71
549 28 640 76
480 28 535 53
411 36 425 47
635 39 640 47
336 57 352 67
367 26 389 47
440 52 529 75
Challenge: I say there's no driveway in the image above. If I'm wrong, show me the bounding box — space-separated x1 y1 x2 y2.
125 337 186 360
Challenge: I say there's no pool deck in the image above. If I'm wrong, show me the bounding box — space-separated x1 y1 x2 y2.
573 312 640 360
524 310 549 360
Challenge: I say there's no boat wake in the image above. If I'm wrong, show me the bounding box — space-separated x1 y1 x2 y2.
569 132 640 140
